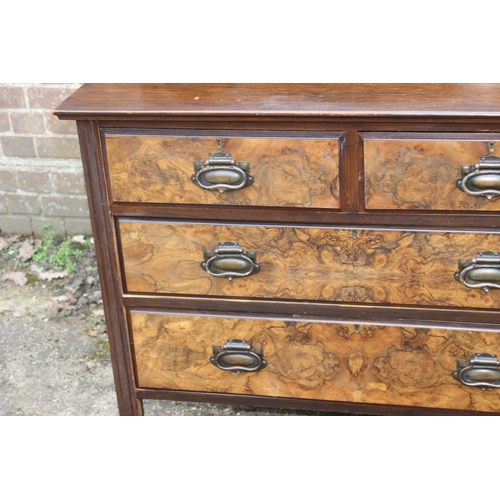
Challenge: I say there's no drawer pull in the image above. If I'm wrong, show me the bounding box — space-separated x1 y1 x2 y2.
201 242 261 280
210 339 268 374
192 152 253 193
456 142 500 200
452 353 500 390
454 251 500 292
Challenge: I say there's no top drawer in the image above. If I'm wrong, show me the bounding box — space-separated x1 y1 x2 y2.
104 132 342 209
364 135 500 211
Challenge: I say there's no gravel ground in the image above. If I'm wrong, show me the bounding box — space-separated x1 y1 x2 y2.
0 232 348 416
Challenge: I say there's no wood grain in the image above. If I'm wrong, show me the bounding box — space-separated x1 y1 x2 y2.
364 138 500 211
106 134 340 208
131 312 500 412
119 221 500 309
54 84 500 119
111 203 500 229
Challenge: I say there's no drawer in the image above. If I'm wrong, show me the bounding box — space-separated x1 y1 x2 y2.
105 132 342 208
364 135 500 211
119 220 500 309
130 311 500 413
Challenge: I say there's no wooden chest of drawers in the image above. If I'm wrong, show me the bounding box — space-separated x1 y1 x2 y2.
55 84 500 415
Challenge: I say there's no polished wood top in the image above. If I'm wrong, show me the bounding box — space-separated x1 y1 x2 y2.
54 84 500 119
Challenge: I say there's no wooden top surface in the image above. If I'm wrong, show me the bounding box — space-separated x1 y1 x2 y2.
54 83 500 119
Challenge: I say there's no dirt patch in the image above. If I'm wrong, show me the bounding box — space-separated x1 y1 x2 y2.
0 230 116 415
0 230 106 330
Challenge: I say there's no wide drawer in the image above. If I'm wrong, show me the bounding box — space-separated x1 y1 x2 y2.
119 220 500 309
364 135 500 211
105 132 341 208
130 311 500 413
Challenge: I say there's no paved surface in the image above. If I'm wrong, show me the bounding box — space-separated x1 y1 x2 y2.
0 283 118 416
0 281 347 416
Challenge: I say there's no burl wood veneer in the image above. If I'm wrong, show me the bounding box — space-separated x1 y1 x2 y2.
54 84 500 415
106 134 341 208
364 136 500 211
119 221 500 309
131 312 500 413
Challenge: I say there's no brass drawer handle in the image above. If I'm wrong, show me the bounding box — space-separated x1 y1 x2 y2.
201 242 261 281
454 251 500 292
210 339 268 374
453 353 500 390
192 152 253 193
456 142 500 200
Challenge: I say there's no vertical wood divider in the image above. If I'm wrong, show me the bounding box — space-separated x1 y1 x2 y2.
344 129 362 213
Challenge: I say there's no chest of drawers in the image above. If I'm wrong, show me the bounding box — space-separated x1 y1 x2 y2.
55 84 500 415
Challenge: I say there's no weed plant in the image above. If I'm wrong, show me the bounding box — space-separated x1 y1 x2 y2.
33 225 86 274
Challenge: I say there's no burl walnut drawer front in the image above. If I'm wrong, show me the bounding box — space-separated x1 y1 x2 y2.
119 220 500 309
130 312 500 413
364 136 500 211
105 133 341 208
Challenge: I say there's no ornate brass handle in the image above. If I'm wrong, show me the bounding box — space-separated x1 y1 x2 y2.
201 242 261 280
452 353 500 390
454 251 500 292
456 142 500 200
210 339 268 374
192 152 253 193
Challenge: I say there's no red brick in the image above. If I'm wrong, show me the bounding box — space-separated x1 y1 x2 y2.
50 170 86 194
45 112 78 135
27 86 78 110
41 195 89 217
0 112 10 132
0 169 19 190
36 137 81 158
1 136 36 157
17 170 51 193
32 217 65 237
0 215 33 235
0 86 25 109
0 194 7 214
64 217 92 236
10 111 45 134
6 193 41 214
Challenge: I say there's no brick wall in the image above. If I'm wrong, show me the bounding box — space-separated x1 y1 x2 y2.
0 83 91 236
